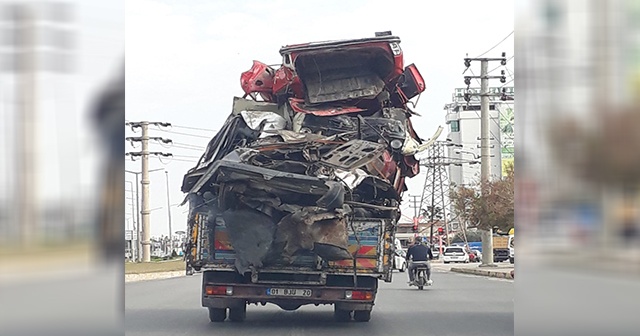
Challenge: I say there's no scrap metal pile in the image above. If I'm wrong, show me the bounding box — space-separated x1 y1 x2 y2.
181 32 438 273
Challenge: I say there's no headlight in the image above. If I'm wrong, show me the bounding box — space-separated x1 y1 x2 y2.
390 139 403 149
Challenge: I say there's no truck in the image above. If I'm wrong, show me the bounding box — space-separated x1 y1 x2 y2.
492 234 510 262
180 32 433 323
508 229 514 264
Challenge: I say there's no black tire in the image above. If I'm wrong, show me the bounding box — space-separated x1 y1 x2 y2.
510 257 514 264
334 307 351 322
354 310 371 322
228 305 247 322
444 261 450 264
418 285 424 290
208 308 226 322
399 262 406 273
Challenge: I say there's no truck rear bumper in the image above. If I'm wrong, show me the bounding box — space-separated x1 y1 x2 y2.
202 283 376 309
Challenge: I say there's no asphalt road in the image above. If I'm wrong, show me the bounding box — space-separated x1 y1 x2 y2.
125 267 513 336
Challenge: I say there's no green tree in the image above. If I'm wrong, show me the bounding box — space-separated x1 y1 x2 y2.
449 164 514 232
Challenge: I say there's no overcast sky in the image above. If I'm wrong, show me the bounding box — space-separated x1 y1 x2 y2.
125 0 514 237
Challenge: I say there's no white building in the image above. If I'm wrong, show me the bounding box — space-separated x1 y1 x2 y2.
444 87 514 188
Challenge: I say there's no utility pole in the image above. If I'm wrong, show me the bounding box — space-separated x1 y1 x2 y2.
127 181 137 260
126 122 172 262
15 5 37 247
126 168 165 261
463 53 507 267
3 2 75 247
165 170 173 255
134 173 141 261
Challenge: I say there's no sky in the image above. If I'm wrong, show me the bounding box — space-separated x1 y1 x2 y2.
125 0 514 237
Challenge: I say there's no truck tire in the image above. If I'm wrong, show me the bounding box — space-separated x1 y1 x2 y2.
354 310 371 322
229 305 247 322
334 307 351 322
208 308 226 322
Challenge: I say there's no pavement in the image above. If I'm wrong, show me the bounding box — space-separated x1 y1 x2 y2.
125 267 514 336
435 261 515 280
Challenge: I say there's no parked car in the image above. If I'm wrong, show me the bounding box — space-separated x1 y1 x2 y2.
442 246 470 264
431 245 445 259
471 249 482 263
393 249 407 272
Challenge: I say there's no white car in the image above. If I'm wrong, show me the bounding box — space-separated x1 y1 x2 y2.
393 249 407 272
442 246 470 264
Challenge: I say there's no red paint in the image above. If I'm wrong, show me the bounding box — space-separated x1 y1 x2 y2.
240 60 275 101
288 98 366 116
403 155 420 178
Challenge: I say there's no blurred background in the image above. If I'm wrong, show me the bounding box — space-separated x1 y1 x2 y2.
516 0 640 335
0 1 123 335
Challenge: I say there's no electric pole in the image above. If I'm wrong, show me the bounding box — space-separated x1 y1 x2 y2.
419 140 474 246
15 5 37 247
127 181 136 260
126 121 172 262
165 170 173 255
463 53 507 267
2 2 74 247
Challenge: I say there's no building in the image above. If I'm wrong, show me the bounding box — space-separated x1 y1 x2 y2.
444 86 514 188
395 221 448 248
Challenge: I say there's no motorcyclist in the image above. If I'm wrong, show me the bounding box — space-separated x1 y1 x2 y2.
405 239 434 286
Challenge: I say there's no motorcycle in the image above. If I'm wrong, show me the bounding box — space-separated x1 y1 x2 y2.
410 262 432 290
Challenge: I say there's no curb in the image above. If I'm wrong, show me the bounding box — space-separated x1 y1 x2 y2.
125 270 187 283
450 267 514 280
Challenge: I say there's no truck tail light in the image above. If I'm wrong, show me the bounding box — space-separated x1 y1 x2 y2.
205 286 233 296
345 290 373 300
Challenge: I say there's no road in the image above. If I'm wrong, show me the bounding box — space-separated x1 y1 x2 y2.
125 266 513 336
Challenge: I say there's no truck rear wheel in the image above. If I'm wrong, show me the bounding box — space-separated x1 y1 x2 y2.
334 307 352 322
353 310 371 322
208 308 226 322
228 305 247 322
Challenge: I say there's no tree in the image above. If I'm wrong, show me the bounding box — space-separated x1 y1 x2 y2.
449 164 515 233
548 105 640 191
451 230 482 243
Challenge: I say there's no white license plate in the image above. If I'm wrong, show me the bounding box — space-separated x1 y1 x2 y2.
267 288 312 297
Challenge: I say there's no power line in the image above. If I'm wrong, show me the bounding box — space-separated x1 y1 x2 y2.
172 141 206 149
154 128 212 139
488 55 514 74
500 79 514 88
476 31 514 58
170 124 218 132
171 144 206 151
145 156 198 164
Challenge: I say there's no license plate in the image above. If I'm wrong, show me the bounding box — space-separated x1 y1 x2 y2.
267 288 312 297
